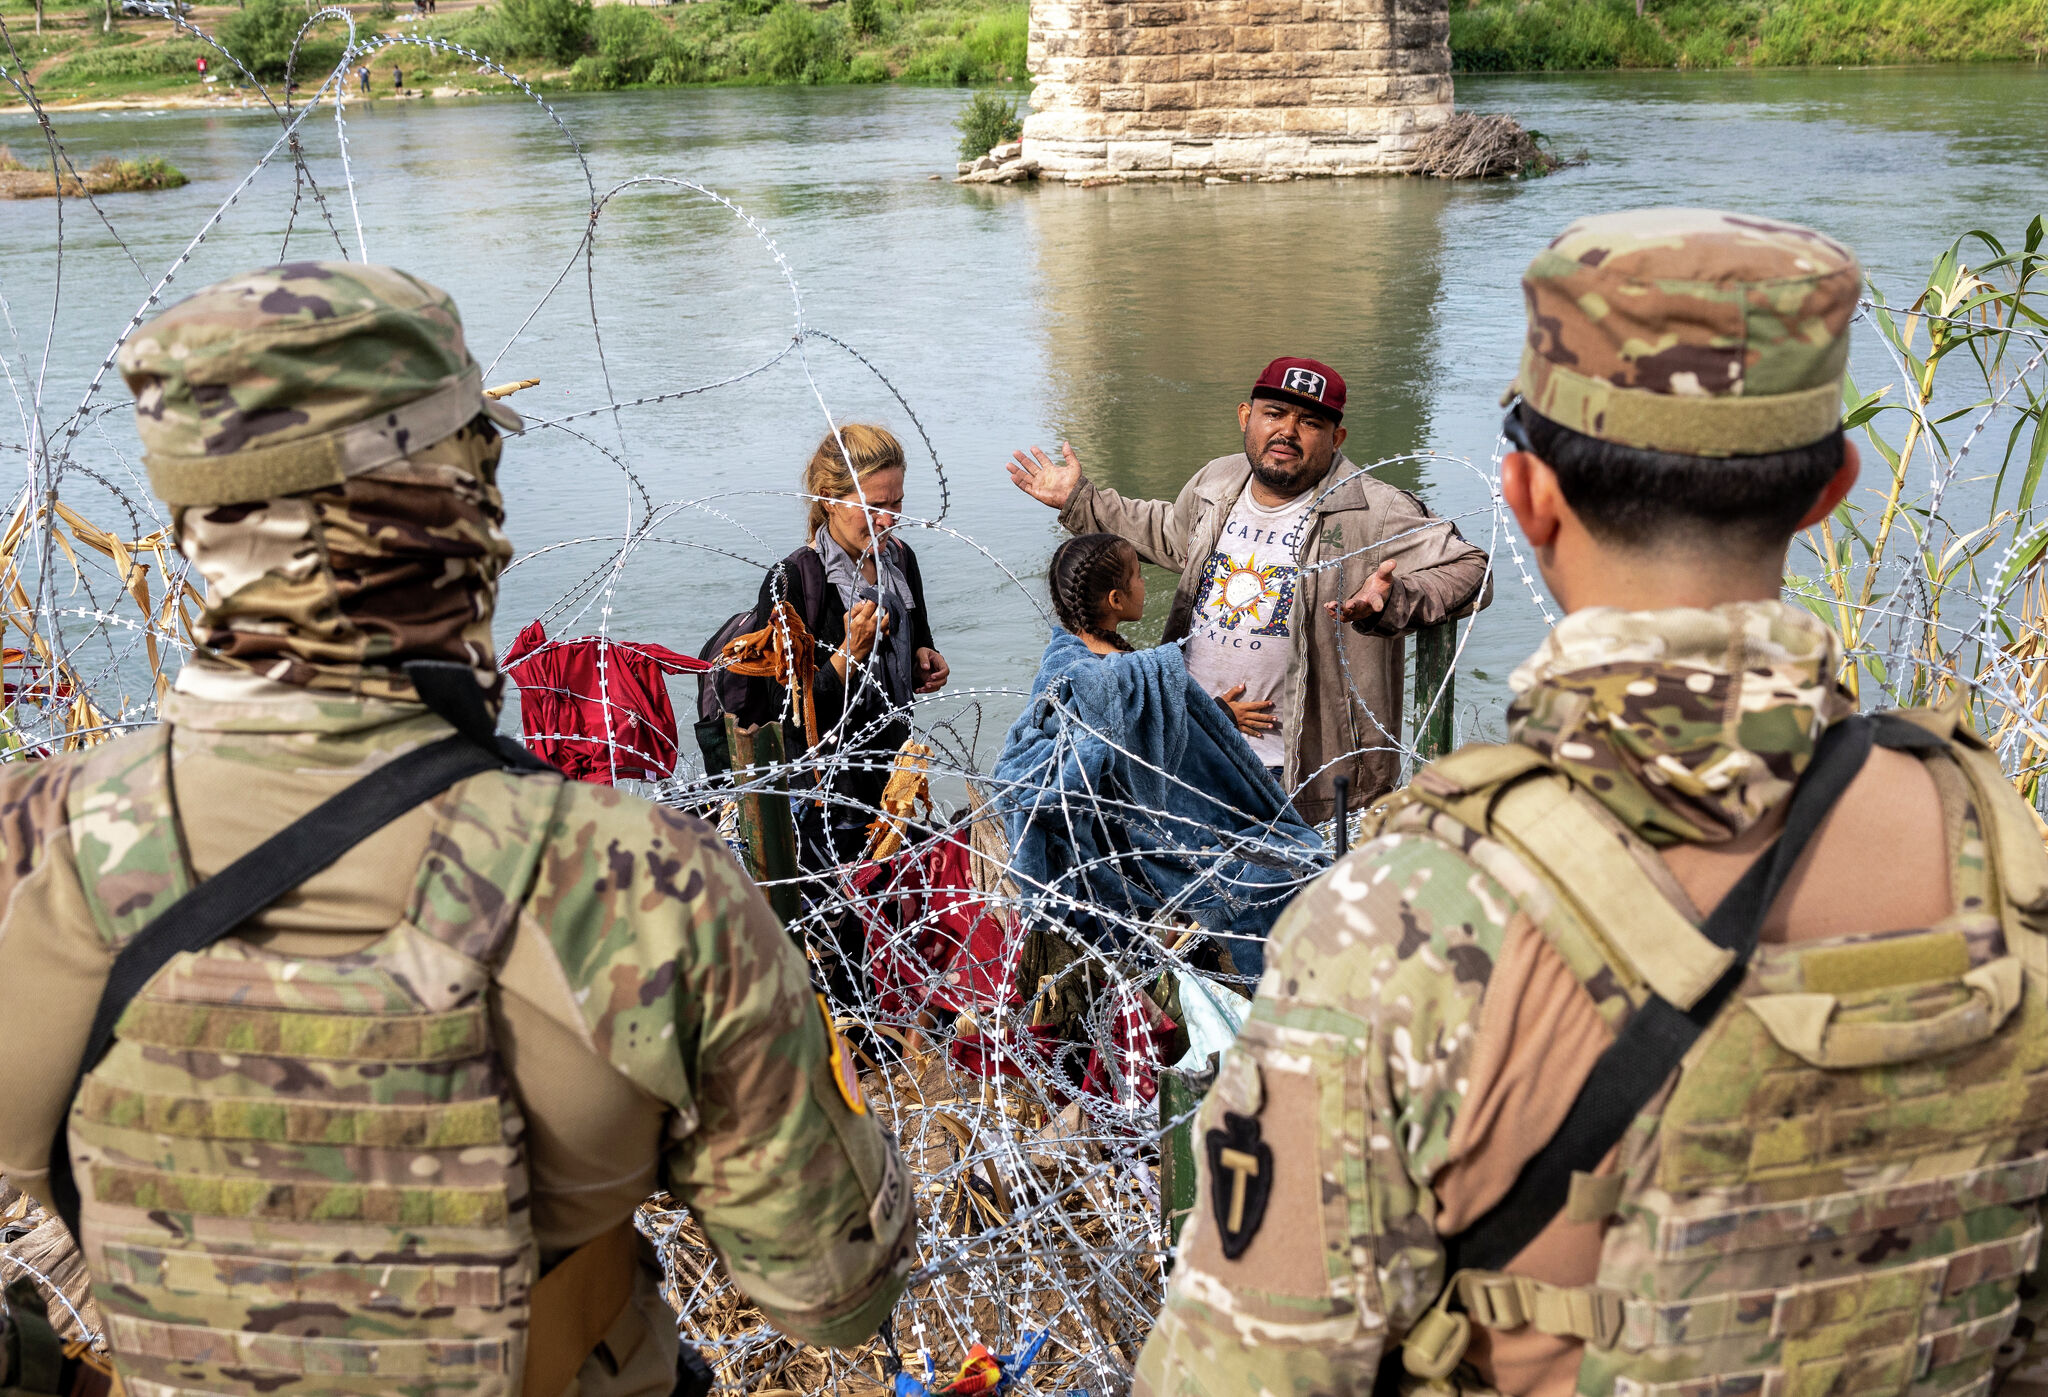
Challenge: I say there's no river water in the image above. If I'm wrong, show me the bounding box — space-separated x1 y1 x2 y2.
4 65 2046 767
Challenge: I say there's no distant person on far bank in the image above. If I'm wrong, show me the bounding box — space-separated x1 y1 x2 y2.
1006 358 1492 819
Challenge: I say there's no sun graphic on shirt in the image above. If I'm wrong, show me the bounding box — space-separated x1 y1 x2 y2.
1212 559 1286 627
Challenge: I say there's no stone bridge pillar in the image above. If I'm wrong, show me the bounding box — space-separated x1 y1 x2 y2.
1022 0 1452 180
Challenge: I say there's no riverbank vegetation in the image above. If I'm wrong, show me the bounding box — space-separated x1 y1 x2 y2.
0 143 187 194
1451 0 2045 70
0 0 1026 103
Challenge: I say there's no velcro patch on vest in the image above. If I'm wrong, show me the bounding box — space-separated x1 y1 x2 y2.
1646 1152 2048 1262
92 1165 508 1227
117 1000 487 1061
78 1079 504 1147
100 1242 515 1309
106 1315 511 1376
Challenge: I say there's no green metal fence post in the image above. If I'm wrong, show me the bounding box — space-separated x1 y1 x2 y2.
1414 620 1458 763
724 714 802 925
1157 1054 1217 1254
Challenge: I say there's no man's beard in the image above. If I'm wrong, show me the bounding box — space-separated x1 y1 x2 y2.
1248 448 1324 497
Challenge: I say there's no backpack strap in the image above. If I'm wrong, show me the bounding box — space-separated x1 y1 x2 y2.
1880 703 2048 969
1438 714 1876 1278
1404 743 1726 1010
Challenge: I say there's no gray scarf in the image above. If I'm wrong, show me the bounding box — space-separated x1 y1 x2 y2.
813 525 917 708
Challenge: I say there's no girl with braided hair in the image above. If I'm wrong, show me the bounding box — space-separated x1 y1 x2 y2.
1048 534 1273 738
1049 532 1143 655
993 535 1327 982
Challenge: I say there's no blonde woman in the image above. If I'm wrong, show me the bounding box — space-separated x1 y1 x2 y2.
729 424 947 862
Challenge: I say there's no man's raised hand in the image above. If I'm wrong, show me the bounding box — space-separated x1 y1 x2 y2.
1007 441 1084 510
1327 559 1399 624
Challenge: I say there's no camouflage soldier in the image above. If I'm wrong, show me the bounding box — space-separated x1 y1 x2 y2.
0 263 914 1397
1135 208 2048 1396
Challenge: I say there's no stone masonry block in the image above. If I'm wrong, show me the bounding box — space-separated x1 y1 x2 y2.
1026 0 1450 176
1120 25 1182 53
1123 55 1182 81
1212 49 1303 77
1282 105 1349 133
1024 110 1111 142
1303 20 1360 48
1107 139 1175 170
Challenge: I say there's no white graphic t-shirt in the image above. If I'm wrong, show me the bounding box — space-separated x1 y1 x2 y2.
1183 488 1310 766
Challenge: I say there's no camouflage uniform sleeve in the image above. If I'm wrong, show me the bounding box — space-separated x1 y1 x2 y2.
1134 831 1519 1396
0 754 103 1204
525 785 913 1348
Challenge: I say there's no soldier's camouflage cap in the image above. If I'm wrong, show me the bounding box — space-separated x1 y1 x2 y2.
118 261 525 507
1506 208 1862 458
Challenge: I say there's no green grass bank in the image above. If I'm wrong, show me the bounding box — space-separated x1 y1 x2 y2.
3 0 2040 108
0 0 1025 104
1450 0 2045 71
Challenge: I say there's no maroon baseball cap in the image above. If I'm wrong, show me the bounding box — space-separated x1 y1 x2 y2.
1250 357 1346 422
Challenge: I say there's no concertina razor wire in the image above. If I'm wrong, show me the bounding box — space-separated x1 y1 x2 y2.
5 17 2048 1390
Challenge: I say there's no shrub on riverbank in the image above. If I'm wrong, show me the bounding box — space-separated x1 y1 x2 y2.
0 149 187 197
215 0 345 79
496 0 593 64
954 89 1021 156
1 0 1027 100
447 0 1023 88
39 36 210 85
1450 0 2046 69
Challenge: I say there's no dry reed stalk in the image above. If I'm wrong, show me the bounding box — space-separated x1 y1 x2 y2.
644 1041 1162 1394
1410 111 1566 179
0 1187 104 1348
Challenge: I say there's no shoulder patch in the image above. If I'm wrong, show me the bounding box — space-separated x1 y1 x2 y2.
820 992 866 1116
1204 1110 1271 1260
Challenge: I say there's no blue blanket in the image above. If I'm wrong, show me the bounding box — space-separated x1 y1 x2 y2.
992 629 1327 957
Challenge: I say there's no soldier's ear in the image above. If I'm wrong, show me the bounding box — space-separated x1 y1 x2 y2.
1501 450 1563 550
1795 440 1860 531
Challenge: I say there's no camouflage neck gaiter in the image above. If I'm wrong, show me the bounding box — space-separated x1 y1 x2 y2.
174 417 512 703
1506 600 1855 846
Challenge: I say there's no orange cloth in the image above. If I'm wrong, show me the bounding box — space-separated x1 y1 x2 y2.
716 600 820 751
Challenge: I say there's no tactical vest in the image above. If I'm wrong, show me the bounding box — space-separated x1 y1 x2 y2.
1375 707 2048 1397
61 726 557 1397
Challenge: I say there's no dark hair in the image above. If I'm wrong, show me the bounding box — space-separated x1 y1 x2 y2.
1049 533 1137 652
1517 404 1844 552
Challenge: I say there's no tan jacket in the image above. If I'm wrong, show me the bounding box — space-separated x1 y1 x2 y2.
1061 453 1492 818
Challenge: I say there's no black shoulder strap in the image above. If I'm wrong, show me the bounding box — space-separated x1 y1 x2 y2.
47 663 548 1241
1443 714 1877 1274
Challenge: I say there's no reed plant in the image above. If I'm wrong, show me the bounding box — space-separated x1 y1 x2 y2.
1785 216 2048 799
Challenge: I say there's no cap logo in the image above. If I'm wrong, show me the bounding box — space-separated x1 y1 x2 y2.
1280 367 1327 400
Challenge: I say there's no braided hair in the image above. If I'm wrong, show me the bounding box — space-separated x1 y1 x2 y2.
1049 532 1138 652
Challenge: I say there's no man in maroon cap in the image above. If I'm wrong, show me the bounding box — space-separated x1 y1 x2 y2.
1008 357 1491 817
